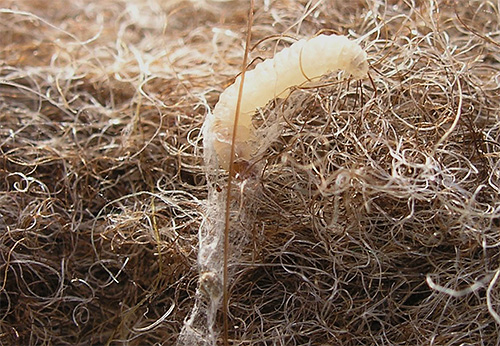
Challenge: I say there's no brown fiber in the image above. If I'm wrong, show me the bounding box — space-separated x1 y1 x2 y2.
1 0 499 345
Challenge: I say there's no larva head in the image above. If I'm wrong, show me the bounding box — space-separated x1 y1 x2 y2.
301 34 368 81
348 46 369 79
337 40 369 79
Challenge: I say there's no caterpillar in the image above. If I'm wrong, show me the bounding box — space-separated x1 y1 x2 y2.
203 34 369 171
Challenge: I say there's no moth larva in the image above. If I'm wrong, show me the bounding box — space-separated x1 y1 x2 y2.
204 34 368 171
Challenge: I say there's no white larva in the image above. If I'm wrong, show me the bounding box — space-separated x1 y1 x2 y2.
203 34 369 171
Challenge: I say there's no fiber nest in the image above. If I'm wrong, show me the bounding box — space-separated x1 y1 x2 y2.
1 0 499 345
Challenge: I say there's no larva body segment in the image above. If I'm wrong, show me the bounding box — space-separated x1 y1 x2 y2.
205 34 368 170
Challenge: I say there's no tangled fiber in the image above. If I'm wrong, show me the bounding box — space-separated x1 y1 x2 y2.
1 0 499 345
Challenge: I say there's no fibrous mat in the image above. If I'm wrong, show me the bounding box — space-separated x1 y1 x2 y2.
1 0 500 345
